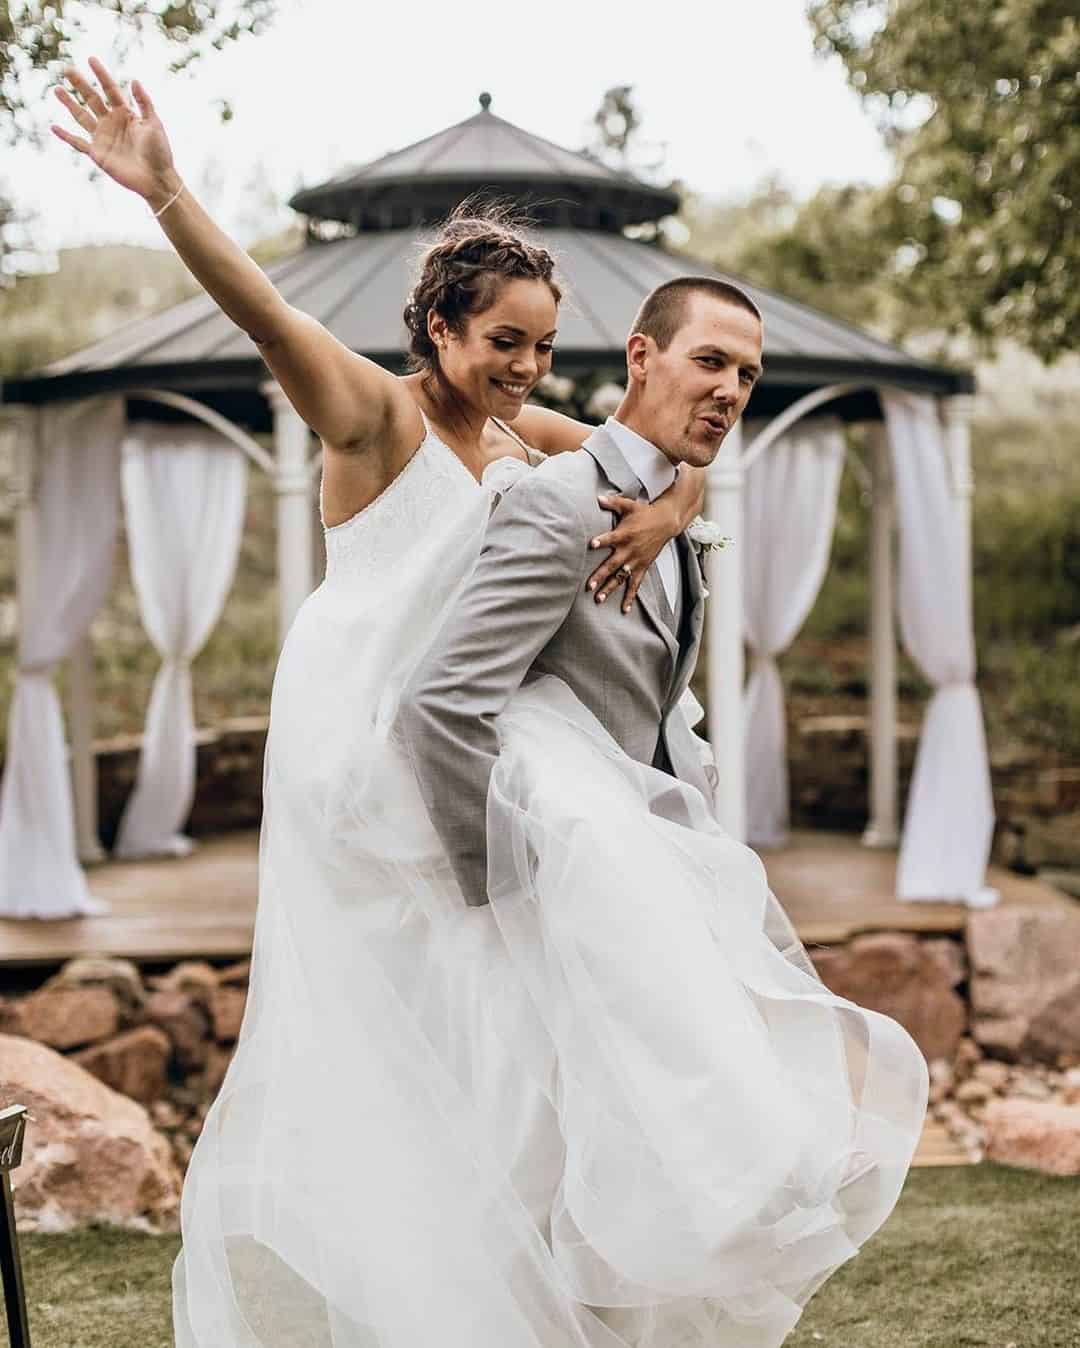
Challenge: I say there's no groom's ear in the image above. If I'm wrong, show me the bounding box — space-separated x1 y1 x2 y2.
625 332 650 385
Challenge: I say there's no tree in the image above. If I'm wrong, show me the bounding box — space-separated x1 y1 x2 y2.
806 0 1079 361
590 85 640 166
0 184 47 284
585 84 667 181
0 0 276 142
0 188 17 282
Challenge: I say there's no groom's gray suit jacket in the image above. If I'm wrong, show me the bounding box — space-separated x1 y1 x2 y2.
398 426 712 906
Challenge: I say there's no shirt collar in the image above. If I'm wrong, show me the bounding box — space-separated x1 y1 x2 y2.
604 417 678 503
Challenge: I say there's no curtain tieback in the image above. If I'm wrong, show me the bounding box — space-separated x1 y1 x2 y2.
15 661 57 679
749 650 781 672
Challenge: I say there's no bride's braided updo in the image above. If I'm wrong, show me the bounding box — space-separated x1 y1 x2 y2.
404 203 561 378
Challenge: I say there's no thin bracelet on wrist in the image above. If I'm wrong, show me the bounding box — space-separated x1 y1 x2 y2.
152 182 184 219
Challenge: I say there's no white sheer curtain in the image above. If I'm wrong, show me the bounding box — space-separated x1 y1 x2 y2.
742 419 845 846
114 423 247 859
0 397 123 918
884 391 996 904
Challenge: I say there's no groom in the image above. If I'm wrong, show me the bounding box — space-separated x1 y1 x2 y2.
400 277 764 905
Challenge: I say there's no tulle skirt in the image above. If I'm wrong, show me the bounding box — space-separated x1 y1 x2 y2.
173 613 927 1346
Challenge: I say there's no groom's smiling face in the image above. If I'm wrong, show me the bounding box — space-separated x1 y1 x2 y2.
628 293 764 467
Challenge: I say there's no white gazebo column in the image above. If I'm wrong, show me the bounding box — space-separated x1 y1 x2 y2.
263 381 315 642
706 421 747 842
862 422 899 848
68 635 104 862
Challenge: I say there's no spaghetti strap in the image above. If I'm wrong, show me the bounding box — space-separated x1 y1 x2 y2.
491 416 546 464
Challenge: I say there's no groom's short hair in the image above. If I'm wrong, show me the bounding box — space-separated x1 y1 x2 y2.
632 277 762 351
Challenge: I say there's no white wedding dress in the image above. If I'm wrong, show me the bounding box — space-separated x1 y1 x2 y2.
173 422 928 1348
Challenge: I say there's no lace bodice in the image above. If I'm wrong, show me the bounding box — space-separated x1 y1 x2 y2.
321 430 481 583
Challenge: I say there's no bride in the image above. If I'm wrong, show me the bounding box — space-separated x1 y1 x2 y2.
54 61 928 1348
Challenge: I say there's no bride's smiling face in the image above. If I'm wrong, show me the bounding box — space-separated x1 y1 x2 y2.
430 277 558 417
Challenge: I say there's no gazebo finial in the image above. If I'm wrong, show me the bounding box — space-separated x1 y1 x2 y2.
478 92 492 112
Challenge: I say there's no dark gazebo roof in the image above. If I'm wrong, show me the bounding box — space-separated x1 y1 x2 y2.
2 95 973 424
289 94 680 232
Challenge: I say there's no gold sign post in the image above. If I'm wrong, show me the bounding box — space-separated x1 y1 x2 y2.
0 1105 31 1348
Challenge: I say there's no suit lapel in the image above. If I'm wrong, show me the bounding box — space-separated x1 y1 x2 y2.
666 534 706 710
581 426 642 499
583 428 679 673
638 566 680 671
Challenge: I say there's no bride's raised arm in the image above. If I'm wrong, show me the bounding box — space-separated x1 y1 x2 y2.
51 58 411 455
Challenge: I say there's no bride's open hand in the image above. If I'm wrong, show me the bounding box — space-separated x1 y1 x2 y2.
52 58 178 206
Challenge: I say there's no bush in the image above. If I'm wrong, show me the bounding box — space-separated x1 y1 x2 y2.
974 493 1080 640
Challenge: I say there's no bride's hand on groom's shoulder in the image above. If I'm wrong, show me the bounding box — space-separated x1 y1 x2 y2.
587 493 681 614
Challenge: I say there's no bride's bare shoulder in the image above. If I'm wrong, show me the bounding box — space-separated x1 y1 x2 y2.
510 404 593 456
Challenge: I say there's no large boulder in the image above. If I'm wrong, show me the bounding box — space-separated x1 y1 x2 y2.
984 1099 1080 1176
0 1033 180 1231
72 1026 172 1104
143 988 211 1072
208 985 247 1042
968 907 1080 1062
44 955 146 1016
149 960 220 1006
17 986 120 1050
811 932 967 1061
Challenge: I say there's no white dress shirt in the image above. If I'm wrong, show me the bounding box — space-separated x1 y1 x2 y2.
604 417 681 612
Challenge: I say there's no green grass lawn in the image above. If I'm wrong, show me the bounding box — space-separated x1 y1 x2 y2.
9 1165 1080 1347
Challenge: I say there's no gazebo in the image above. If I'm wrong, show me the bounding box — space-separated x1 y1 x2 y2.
0 94 994 920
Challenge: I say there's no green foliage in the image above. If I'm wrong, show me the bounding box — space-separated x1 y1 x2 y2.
733 185 900 332
805 0 1080 361
975 490 1080 639
0 0 276 142
984 637 1080 755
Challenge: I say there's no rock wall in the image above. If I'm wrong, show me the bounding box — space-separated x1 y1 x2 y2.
93 716 268 848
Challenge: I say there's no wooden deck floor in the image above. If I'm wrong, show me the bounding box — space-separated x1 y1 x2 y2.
760 832 1065 945
0 829 1068 972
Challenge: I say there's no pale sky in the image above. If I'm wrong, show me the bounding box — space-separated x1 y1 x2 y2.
8 0 894 254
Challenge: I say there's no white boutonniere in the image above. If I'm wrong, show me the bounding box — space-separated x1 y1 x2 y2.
481 456 531 498
686 515 731 554
684 517 728 599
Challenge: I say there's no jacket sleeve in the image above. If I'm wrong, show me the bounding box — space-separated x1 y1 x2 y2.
398 474 591 905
